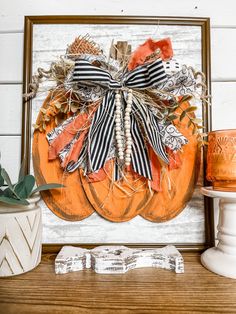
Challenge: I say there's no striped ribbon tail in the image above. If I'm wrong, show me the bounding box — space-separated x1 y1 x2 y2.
66 142 88 173
132 97 169 164
88 91 115 172
130 114 152 180
113 161 122 181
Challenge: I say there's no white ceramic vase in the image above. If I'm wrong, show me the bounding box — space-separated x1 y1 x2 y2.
0 194 42 277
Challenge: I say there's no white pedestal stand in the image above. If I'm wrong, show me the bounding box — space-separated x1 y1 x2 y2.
201 187 236 279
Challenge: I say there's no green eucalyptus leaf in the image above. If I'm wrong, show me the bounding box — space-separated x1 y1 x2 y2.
168 106 178 113
3 187 15 198
1 168 14 190
0 166 4 187
185 106 198 113
168 114 178 121
180 111 186 121
192 126 198 135
192 118 203 124
0 196 29 206
179 95 192 104
31 183 64 195
161 107 168 115
14 175 35 199
18 159 26 183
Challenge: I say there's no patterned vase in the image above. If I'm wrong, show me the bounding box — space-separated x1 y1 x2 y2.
0 194 42 277
207 129 236 191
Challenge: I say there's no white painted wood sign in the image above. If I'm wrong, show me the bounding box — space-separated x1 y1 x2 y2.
55 245 184 274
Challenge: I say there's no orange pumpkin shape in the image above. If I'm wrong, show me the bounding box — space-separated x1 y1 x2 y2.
140 100 200 222
80 161 153 222
33 93 199 223
32 93 94 221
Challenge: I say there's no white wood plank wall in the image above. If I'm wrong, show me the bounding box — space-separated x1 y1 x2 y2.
0 0 235 232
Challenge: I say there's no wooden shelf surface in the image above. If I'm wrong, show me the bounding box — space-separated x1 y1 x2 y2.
1 252 236 313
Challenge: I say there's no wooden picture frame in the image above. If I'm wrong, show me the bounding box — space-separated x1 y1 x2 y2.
22 16 213 252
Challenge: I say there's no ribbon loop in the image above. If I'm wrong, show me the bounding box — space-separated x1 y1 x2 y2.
73 59 122 89
73 58 167 90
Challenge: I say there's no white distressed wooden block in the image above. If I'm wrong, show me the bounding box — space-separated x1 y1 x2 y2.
54 246 90 274
55 245 184 274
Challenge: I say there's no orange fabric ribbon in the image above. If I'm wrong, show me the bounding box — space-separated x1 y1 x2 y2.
87 161 111 183
167 147 182 170
48 113 89 161
128 38 173 71
149 146 162 192
61 129 88 168
149 146 182 192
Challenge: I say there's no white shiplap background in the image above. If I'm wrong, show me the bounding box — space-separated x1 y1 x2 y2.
0 0 235 234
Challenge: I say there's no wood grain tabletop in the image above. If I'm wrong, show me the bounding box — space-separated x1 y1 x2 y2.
0 252 236 314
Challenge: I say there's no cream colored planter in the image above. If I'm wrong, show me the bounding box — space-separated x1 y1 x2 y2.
0 194 42 277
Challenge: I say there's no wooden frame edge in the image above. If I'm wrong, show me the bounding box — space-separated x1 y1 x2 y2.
22 15 214 252
22 16 33 174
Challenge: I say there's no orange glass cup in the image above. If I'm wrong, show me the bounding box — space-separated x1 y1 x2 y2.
207 129 236 191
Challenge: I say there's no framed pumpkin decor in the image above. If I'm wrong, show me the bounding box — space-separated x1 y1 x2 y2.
22 16 213 251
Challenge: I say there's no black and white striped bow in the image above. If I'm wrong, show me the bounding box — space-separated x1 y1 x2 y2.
73 58 167 90
72 58 173 180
